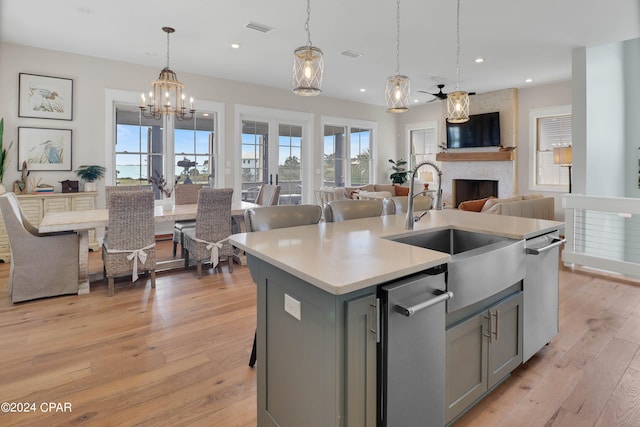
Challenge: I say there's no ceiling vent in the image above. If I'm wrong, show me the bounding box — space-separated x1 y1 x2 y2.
245 22 275 34
340 50 362 58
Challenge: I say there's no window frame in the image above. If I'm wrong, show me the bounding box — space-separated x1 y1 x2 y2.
405 121 439 172
528 105 572 192
321 116 377 188
105 89 225 201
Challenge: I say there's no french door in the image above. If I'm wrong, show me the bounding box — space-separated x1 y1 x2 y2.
241 119 303 205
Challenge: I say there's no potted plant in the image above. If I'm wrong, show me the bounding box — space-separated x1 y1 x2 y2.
388 158 409 185
75 165 106 192
0 118 13 194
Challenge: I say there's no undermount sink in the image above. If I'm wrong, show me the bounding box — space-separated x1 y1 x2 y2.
390 229 526 312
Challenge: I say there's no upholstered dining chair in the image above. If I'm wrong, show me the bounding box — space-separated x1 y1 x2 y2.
183 188 234 278
383 195 432 215
172 183 204 257
323 199 383 222
244 204 323 367
255 184 281 206
0 192 79 303
102 190 156 297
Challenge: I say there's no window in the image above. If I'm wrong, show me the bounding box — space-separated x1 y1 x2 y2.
174 117 215 186
529 106 572 192
322 118 375 187
407 123 438 170
114 104 217 199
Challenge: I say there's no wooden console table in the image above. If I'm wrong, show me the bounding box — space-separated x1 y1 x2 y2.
0 192 98 263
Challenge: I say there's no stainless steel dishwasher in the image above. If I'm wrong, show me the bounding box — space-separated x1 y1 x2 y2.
523 231 565 362
378 266 452 427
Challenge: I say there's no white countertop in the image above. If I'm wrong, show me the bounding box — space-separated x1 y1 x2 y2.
229 209 564 296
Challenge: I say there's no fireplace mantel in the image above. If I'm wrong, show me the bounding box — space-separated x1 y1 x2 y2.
436 151 514 162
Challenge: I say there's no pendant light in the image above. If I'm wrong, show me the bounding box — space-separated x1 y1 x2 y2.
293 0 324 96
447 0 470 123
140 27 195 121
385 0 410 113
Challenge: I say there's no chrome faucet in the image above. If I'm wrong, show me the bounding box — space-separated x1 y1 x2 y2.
405 160 443 230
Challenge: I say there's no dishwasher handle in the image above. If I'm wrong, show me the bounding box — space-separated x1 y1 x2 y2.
394 290 453 317
525 237 566 255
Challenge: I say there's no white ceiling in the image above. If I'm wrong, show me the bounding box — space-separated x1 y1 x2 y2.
1 0 639 107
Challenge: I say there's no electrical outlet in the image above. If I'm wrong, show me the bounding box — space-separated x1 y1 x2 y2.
284 293 301 321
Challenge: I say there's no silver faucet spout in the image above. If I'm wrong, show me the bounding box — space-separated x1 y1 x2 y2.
405 160 443 230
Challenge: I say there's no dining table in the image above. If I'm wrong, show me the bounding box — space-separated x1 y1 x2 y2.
38 200 261 295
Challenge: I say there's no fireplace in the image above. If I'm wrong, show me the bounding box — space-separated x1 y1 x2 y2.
453 179 498 207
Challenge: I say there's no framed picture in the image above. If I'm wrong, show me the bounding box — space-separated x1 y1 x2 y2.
18 73 73 120
18 127 72 171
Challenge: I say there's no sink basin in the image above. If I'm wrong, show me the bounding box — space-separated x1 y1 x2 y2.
390 229 526 312
391 229 508 255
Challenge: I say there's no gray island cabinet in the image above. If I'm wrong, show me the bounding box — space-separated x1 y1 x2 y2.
229 210 563 427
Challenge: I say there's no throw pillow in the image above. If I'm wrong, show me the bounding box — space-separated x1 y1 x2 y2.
394 185 410 196
458 197 493 212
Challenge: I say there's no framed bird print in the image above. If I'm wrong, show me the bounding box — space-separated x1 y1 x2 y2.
18 127 72 171
19 73 73 120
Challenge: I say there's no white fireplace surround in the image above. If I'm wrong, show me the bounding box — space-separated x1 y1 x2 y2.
441 160 515 208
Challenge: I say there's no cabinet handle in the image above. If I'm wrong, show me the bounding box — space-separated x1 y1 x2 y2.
492 310 499 341
394 290 453 317
370 298 381 343
483 313 493 343
526 238 566 255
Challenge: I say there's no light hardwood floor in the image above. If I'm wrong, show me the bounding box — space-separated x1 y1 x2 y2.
1 241 640 426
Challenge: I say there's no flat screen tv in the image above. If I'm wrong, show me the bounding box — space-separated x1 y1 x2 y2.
446 112 501 149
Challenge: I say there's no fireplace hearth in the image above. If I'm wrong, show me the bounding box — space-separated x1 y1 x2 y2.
453 179 498 207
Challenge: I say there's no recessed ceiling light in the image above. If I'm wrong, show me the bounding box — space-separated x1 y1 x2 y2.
77 7 94 14
231 43 240 49
202 113 210 117
360 88 366 92
525 78 533 83
413 99 420 103
474 57 484 63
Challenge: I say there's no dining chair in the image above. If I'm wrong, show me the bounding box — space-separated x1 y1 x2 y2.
0 192 79 303
102 190 156 297
183 188 234 278
255 184 281 206
323 199 383 222
105 184 150 205
172 183 204 257
244 204 323 367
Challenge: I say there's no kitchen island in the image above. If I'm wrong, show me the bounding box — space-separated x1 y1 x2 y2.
229 209 564 427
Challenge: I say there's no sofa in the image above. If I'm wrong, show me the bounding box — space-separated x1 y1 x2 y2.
458 194 555 220
315 184 432 216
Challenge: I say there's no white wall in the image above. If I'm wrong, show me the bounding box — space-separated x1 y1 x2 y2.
0 42 397 206
586 42 626 197
624 38 640 198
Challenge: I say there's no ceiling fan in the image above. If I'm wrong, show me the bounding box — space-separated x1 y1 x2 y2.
417 84 476 103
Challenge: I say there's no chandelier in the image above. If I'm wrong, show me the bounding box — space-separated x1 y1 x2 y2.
140 27 195 121
293 0 324 96
447 0 470 123
385 0 410 113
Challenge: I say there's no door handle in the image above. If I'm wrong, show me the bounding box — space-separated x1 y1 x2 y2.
269 174 273 185
276 174 279 185
394 290 453 317
526 238 566 255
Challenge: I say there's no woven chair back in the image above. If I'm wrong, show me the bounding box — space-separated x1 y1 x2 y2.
107 190 155 249
175 184 204 205
195 188 233 242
